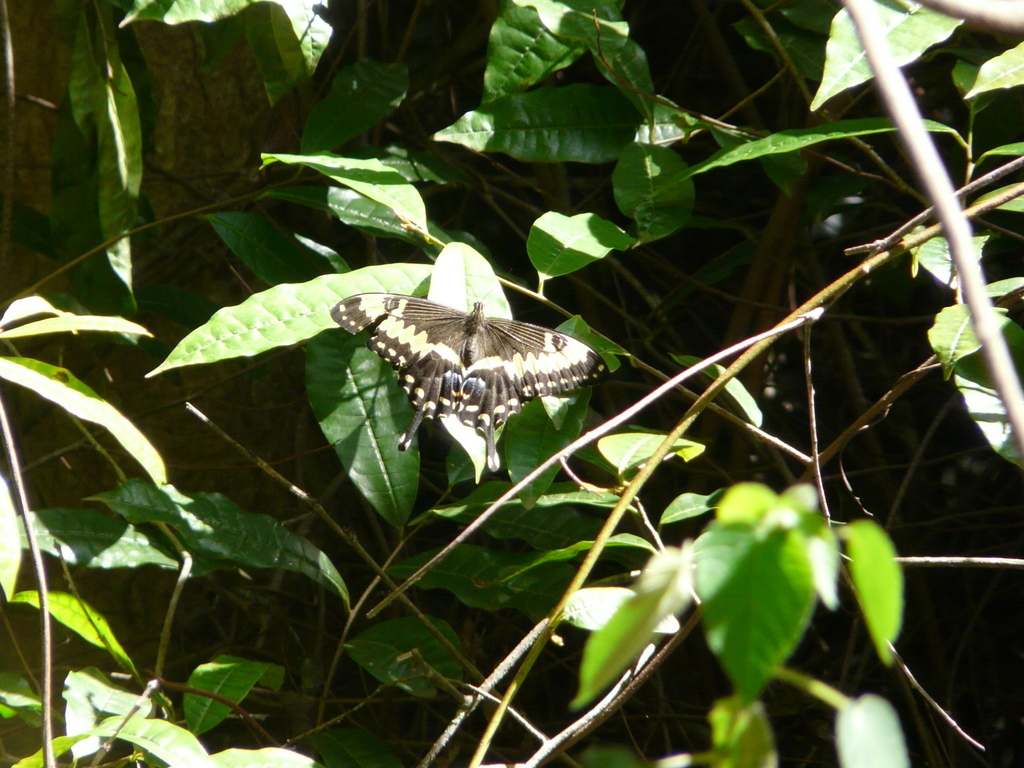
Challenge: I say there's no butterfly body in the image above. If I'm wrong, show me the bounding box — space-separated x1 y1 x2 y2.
331 293 606 470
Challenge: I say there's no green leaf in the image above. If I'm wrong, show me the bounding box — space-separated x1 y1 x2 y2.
263 153 429 237
716 482 782 526
64 668 148 761
0 475 20 599
811 0 961 111
0 306 152 340
564 586 681 636
483 1 585 103
911 234 987 288
126 0 331 95
527 212 632 286
70 5 142 304
612 143 694 244
26 508 177 569
953 349 1024 468
661 490 719 525
306 331 419 527
389 545 575 621
927 304 1017 378
208 211 323 285
91 480 349 605
573 546 693 707
302 60 408 153
313 728 402 768
94 714 217 768
843 521 903 665
11 591 138 676
345 145 468 184
186 656 282 735
597 431 704 478
966 40 1024 99
345 616 463 698
0 357 166 485
429 242 511 317
513 0 655 124
0 194 55 258
267 186 442 250
136 284 222 330
672 355 763 427
0 672 41 726
835 695 910 768
707 695 778 768
212 748 324 768
245 3 313 103
735 14 825 82
147 264 432 376
694 523 816 701
652 119 959 206
506 392 592 506
432 84 641 163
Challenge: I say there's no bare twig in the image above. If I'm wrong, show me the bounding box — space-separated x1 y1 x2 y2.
0 388 55 768
912 0 1024 35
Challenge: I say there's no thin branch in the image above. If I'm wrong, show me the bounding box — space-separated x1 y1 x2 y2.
912 0 1024 35
0 387 55 768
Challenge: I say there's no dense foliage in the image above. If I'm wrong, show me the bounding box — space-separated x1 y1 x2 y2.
1 1 1023 767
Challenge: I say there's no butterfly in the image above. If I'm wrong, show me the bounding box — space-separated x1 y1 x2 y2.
331 293 607 471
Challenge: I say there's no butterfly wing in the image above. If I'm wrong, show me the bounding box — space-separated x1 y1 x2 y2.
332 293 469 449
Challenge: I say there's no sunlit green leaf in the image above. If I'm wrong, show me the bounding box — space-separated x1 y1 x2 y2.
0 357 166 485
843 521 903 665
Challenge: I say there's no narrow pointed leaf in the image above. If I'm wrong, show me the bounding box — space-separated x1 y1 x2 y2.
0 357 166 485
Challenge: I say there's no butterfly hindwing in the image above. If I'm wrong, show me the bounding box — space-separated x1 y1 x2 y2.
331 292 606 470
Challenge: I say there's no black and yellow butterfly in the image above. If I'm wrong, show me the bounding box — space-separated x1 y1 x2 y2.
332 293 607 470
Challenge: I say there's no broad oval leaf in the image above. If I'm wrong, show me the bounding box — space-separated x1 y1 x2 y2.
389 544 574 621
94 714 218 768
528 212 633 285
433 84 641 163
573 546 693 708
811 1 961 111
836 694 910 768
927 304 1019 379
345 616 463 698
263 153 429 237
26 508 178 570
0 357 166 485
661 490 720 525
312 728 402 768
302 60 408 153
506 391 592 507
612 143 694 244
597 431 704 478
185 655 282 735
91 480 349 605
843 520 903 665
64 668 149 761
694 524 816 702
483 2 584 102
208 211 323 285
306 331 419 527
966 40 1024 99
147 264 432 376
